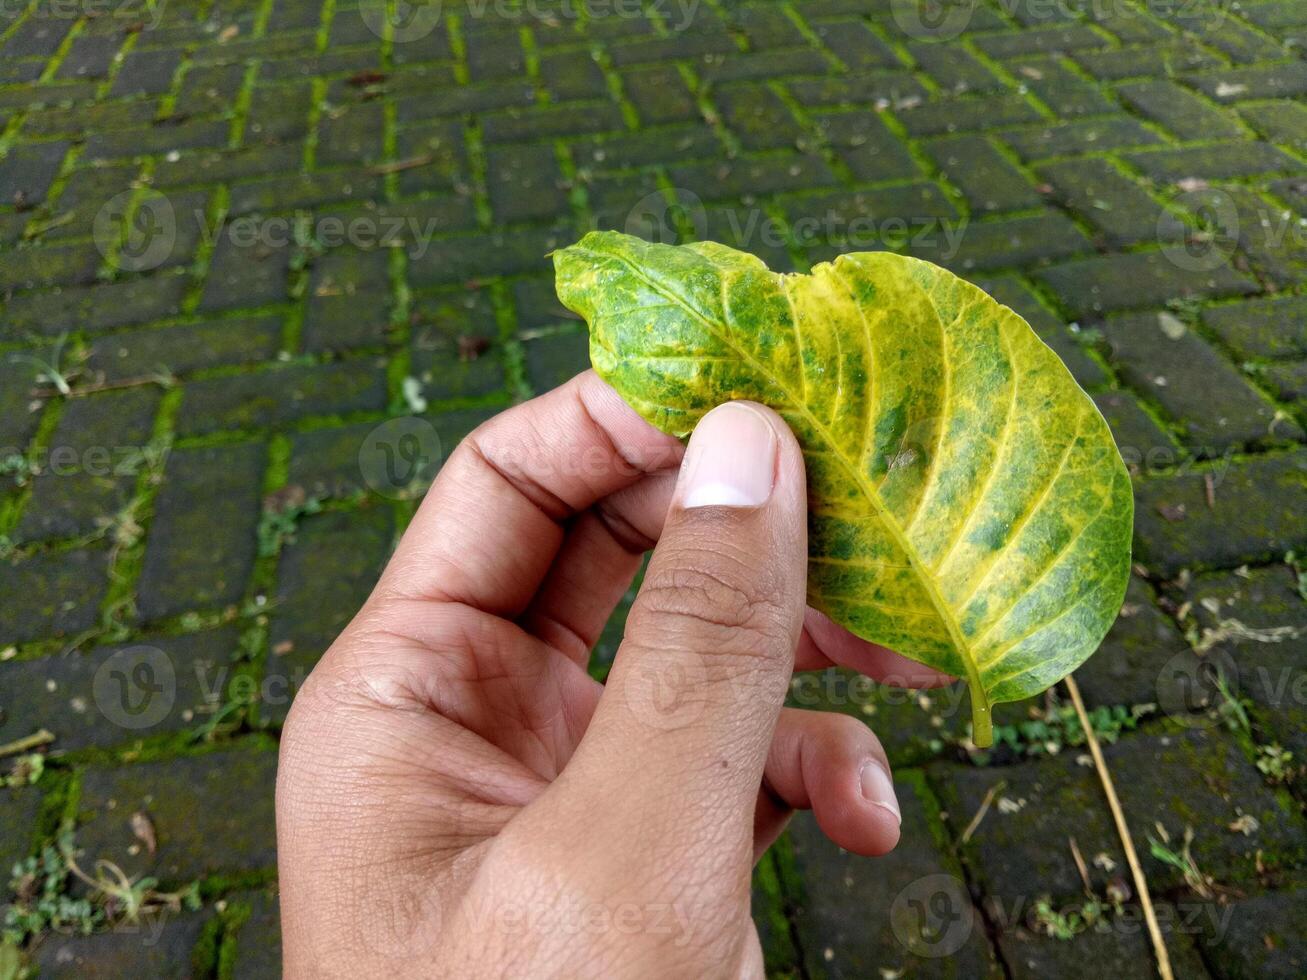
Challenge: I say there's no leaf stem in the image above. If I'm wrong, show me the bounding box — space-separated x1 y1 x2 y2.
970 693 993 748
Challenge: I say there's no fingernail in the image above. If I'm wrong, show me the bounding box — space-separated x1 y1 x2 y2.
860 761 901 824
681 403 777 509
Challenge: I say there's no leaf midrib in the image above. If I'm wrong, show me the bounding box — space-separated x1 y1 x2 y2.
581 245 989 711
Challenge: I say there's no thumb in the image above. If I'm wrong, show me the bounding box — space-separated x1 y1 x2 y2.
563 400 809 857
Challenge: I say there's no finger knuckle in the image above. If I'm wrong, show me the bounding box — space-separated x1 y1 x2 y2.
632 551 795 656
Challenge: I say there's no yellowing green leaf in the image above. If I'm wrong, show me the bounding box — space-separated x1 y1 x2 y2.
553 231 1133 746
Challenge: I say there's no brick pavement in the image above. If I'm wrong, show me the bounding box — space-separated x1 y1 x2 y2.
1 0 1306 974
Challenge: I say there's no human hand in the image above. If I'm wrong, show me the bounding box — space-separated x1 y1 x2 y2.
276 371 950 978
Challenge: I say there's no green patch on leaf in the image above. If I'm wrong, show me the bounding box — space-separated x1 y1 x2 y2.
553 232 1133 746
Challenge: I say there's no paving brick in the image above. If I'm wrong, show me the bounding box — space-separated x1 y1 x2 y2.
302 248 392 352
407 225 567 286
918 211 1092 274
230 892 282 978
1183 564 1307 730
669 152 836 201
733 4 808 48
1124 141 1300 183
1038 157 1168 246
137 444 265 621
974 23 1109 57
0 628 241 751
1072 42 1221 80
1116 79 1244 141
1186 62 1307 102
701 48 830 84
999 116 1163 161
56 34 119 81
1093 390 1181 472
0 241 101 292
21 101 159 138
85 316 285 382
0 786 41 875
409 289 505 401
198 223 291 313
908 40 1004 95
1036 250 1259 319
396 80 535 123
85 119 231 161
1239 98 1307 152
1 17 71 59
317 103 385 166
151 144 303 189
0 272 190 336
78 750 278 882
927 135 1042 215
34 911 210 979
811 110 920 182
621 64 700 124
1099 311 1301 452
1133 451 1307 576
16 388 161 542
109 47 181 96
464 25 526 82
997 904 1210 980
540 50 608 101
715 82 805 151
574 125 721 172
0 359 43 452
785 72 928 108
1010 56 1116 117
523 327 589 393
264 506 393 719
226 171 383 216
0 547 109 645
898 94 1044 138
481 101 626 143
176 360 388 436
813 18 902 70
1199 882 1307 978
785 777 1000 976
0 139 70 206
934 729 1307 906
487 142 570 225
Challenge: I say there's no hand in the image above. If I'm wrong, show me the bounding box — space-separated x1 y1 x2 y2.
276 371 949 978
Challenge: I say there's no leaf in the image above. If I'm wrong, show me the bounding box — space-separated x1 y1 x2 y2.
553 232 1133 746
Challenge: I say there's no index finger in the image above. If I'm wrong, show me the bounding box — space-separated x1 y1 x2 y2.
376 370 683 617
